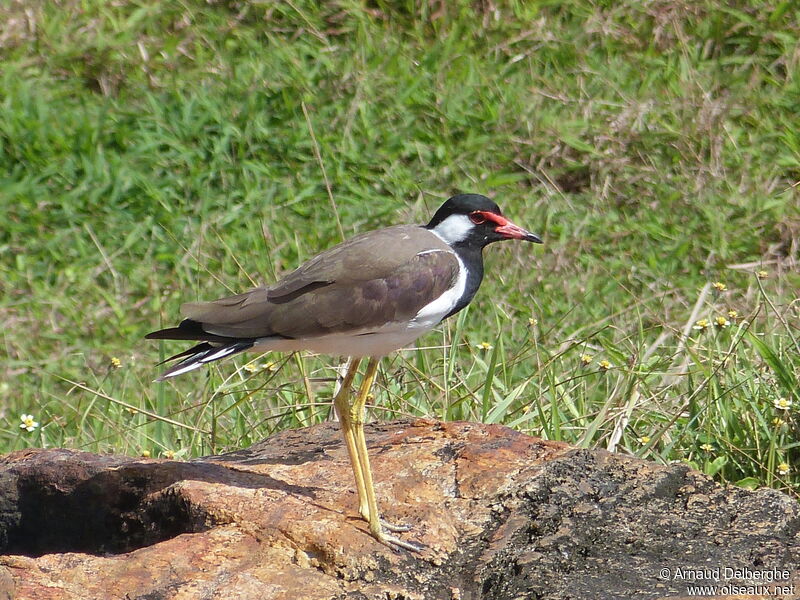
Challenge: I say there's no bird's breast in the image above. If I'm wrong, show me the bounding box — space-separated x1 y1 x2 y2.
410 251 468 328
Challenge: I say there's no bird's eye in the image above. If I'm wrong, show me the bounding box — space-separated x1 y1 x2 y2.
469 212 486 225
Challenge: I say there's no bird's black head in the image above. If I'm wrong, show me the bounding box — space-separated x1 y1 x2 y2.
426 193 542 248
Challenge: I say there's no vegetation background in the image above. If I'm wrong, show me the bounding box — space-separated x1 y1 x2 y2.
1 1 798 496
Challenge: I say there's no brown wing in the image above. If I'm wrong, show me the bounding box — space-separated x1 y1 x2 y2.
180 225 459 339
265 225 438 300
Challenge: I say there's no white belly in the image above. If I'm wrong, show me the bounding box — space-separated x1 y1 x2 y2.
252 322 437 358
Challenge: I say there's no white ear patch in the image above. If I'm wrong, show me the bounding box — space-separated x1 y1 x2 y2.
431 214 474 245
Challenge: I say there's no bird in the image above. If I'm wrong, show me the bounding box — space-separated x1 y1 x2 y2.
146 193 542 551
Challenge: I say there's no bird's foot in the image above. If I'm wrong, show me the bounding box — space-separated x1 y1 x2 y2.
381 518 412 533
363 513 422 551
359 508 412 533
373 528 425 553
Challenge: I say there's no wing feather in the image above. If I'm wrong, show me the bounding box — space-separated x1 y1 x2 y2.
177 226 459 340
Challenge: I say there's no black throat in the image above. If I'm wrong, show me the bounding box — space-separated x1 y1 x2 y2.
443 242 485 320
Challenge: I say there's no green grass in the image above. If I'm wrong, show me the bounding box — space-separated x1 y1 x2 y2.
1 0 798 496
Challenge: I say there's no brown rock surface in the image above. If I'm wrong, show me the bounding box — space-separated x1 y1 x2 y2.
0 419 798 599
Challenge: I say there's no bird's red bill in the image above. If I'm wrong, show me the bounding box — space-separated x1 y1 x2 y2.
472 210 542 243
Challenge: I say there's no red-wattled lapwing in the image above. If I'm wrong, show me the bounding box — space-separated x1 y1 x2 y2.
147 193 541 551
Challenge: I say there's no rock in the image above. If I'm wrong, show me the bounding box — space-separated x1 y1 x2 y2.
0 420 797 599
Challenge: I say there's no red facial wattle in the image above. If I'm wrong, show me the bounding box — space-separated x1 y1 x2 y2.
469 210 543 243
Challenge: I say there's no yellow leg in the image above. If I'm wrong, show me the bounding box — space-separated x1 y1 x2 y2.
350 358 379 523
332 358 370 520
350 358 421 551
